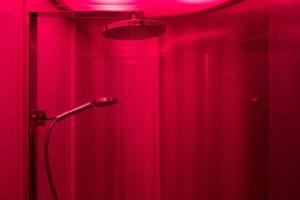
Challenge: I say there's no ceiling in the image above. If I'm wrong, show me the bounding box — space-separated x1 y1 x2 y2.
59 0 237 17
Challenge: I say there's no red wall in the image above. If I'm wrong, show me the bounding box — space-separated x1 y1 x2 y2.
36 16 76 200
35 1 271 200
1 0 300 199
23 0 300 200
0 0 27 200
269 0 300 199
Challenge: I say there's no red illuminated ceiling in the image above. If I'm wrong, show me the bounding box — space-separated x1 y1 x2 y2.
60 0 236 17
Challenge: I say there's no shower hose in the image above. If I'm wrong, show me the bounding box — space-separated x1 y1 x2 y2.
42 97 118 200
44 118 59 200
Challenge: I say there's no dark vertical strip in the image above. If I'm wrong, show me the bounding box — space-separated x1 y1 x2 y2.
28 13 38 200
158 36 164 200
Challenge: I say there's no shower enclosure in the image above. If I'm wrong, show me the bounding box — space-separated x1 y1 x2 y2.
1 0 300 200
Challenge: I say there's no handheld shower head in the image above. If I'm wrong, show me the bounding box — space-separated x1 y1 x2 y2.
44 96 118 200
56 97 118 120
93 97 118 107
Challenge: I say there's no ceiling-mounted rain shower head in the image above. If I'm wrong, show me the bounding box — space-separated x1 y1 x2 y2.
102 14 166 40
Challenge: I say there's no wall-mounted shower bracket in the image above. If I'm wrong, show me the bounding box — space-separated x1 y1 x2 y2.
30 110 49 126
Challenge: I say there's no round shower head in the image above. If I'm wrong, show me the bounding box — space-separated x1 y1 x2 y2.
103 17 166 40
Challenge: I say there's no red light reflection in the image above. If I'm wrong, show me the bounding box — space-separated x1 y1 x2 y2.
60 0 234 17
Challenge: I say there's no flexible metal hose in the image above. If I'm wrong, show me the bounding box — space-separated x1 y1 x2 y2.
44 118 59 200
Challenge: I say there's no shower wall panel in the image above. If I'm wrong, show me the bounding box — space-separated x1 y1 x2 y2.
269 0 300 199
159 2 269 199
36 16 76 200
75 19 161 200
0 0 26 199
72 0 269 199
206 39 269 200
33 0 300 200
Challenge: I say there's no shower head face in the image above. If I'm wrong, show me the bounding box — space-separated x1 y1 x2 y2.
103 19 166 40
93 97 118 106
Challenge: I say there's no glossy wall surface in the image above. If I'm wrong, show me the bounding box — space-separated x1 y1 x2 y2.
30 0 300 200
269 0 300 199
36 16 76 200
0 0 26 200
